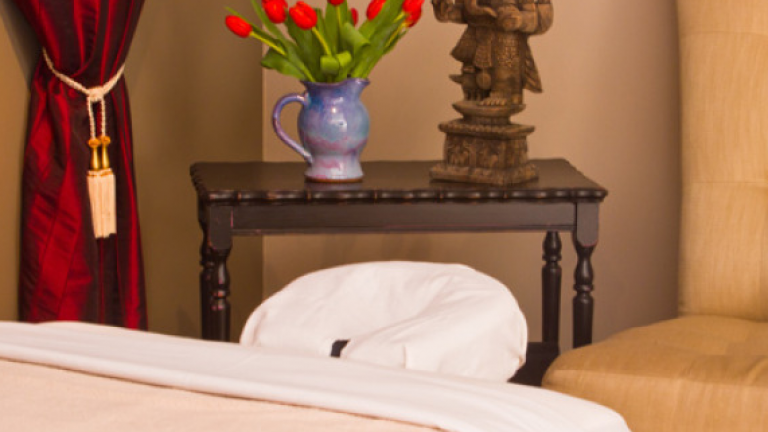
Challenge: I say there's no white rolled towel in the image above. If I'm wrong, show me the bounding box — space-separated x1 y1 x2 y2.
240 261 528 381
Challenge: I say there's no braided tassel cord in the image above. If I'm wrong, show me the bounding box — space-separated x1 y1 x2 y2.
44 50 123 239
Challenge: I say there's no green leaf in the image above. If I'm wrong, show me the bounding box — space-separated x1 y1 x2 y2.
340 22 370 55
286 17 322 79
368 19 403 51
360 0 405 39
336 51 352 69
350 18 403 78
348 18 403 78
334 51 354 81
261 48 307 80
320 50 354 78
324 7 340 54
349 45 376 78
338 2 350 23
331 3 351 52
320 55 341 75
384 31 404 54
276 38 318 82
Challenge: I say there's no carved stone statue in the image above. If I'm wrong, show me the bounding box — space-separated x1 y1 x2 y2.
430 0 553 185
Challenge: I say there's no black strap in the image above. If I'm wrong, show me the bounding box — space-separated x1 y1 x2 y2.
330 339 350 358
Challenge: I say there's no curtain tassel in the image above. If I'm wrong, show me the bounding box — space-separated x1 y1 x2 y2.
43 49 124 239
87 136 116 238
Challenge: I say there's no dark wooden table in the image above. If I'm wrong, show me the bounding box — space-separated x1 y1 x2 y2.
191 159 607 385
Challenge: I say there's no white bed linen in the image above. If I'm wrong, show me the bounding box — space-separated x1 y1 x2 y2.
0 322 630 432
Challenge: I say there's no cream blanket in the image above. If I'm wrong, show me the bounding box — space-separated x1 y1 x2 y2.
2 359 437 432
0 322 630 432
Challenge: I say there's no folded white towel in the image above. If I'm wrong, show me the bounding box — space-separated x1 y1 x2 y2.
240 261 528 381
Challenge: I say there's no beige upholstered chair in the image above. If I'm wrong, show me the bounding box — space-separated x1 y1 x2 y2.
542 1 768 431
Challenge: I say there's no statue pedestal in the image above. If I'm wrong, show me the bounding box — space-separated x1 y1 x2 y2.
430 102 538 185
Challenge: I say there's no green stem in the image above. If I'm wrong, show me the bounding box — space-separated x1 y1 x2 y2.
385 22 407 50
249 32 286 57
336 7 344 29
361 57 378 78
336 7 344 53
258 32 315 81
311 27 333 56
298 63 317 82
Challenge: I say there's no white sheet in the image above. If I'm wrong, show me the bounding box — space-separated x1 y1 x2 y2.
0 322 630 432
241 261 528 381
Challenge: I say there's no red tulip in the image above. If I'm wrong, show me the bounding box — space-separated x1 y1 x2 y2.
328 0 344 6
350 8 359 25
402 0 424 14
225 15 252 38
263 0 288 7
263 0 287 23
289 1 318 30
366 0 386 21
405 7 422 27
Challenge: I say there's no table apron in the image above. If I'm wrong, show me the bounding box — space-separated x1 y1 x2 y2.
222 201 577 235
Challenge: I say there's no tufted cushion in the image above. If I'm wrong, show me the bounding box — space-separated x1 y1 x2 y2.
240 261 528 381
543 315 768 432
677 0 768 319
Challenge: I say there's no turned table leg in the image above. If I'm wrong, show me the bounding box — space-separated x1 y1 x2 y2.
199 204 233 341
208 247 231 341
572 238 594 348
542 231 562 347
572 203 599 348
198 201 213 339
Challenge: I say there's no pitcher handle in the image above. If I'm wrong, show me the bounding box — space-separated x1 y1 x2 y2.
272 93 313 164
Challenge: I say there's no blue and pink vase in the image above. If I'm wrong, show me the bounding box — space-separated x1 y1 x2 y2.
272 78 370 182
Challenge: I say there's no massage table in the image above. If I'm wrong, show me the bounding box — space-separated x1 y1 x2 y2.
0 321 629 432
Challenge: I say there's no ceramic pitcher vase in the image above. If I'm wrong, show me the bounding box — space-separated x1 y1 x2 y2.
272 78 370 182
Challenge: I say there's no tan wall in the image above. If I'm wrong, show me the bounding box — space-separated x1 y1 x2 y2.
128 0 265 338
0 0 32 321
262 0 682 348
0 0 264 338
1 0 681 348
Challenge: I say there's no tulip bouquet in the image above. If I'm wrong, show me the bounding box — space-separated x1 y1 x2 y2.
226 0 424 83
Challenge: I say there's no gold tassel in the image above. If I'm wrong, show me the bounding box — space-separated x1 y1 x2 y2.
87 136 116 239
99 135 116 237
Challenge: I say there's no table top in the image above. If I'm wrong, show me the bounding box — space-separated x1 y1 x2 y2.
190 159 607 205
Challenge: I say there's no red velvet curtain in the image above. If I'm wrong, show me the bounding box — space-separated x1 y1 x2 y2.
13 0 147 328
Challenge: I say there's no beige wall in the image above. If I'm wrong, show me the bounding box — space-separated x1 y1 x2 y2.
263 0 682 348
1 0 681 348
128 0 265 337
0 0 32 321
